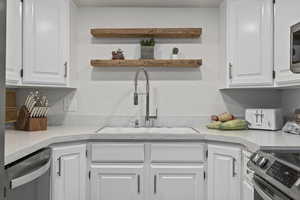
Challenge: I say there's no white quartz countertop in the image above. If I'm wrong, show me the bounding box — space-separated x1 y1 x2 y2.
5 126 300 165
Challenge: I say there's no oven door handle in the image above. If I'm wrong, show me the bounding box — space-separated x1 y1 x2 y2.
253 181 273 200
252 175 292 200
10 160 51 189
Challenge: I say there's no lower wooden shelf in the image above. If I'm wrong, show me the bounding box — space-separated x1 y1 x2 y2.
90 59 202 68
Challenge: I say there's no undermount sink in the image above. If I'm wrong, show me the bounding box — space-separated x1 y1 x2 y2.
97 127 199 135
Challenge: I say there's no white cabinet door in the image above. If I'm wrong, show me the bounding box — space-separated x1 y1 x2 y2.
227 0 274 87
23 0 69 85
51 144 87 200
243 181 254 200
274 0 300 86
6 0 22 85
150 165 205 200
208 144 241 200
91 165 144 200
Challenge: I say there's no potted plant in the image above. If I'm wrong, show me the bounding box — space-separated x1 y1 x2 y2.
140 38 155 59
171 47 179 59
112 48 125 60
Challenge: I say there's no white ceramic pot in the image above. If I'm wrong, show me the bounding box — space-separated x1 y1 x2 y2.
171 54 179 59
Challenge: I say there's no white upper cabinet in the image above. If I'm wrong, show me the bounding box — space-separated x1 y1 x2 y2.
225 0 274 87
6 0 22 85
274 0 300 86
207 144 241 200
23 0 70 85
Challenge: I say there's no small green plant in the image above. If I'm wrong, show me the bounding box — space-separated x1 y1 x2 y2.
172 47 179 55
140 38 155 46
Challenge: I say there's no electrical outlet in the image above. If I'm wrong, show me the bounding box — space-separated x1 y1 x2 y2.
63 93 77 112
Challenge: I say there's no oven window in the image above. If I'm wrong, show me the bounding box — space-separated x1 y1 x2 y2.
292 30 300 65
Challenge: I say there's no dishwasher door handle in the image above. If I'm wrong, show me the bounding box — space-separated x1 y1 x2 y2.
10 160 51 189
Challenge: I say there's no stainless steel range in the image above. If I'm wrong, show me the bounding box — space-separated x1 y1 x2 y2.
248 149 300 200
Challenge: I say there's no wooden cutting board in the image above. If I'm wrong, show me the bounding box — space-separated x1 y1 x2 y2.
5 90 17 123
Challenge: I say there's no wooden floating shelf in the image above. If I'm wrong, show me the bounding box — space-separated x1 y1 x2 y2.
91 28 202 38
90 59 202 68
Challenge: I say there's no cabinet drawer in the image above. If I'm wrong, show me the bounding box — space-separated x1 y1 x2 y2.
150 143 205 163
91 143 145 162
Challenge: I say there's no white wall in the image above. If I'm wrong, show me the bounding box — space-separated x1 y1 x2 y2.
282 89 300 119
73 7 223 117
16 6 282 126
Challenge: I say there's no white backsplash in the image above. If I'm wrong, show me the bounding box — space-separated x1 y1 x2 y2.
47 114 211 128
14 6 284 127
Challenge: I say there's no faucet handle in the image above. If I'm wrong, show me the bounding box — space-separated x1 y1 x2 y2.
134 120 140 128
144 109 158 128
134 92 139 105
149 108 158 120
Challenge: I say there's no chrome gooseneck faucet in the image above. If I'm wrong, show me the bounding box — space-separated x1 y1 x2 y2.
134 68 157 126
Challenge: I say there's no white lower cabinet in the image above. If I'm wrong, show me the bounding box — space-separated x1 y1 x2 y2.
90 164 205 200
150 165 205 200
90 165 145 200
89 142 207 200
51 144 87 200
243 181 254 200
50 142 243 200
207 144 241 200
242 151 254 200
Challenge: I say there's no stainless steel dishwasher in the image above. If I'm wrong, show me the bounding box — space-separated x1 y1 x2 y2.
5 148 51 200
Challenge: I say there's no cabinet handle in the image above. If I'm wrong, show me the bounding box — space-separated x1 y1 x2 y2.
154 175 157 194
57 157 62 176
64 62 68 78
137 175 141 194
229 63 233 79
232 158 237 177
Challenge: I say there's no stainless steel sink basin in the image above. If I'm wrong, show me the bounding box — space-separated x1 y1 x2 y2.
97 127 199 135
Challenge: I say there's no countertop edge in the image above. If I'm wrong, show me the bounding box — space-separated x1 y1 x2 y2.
5 127 300 165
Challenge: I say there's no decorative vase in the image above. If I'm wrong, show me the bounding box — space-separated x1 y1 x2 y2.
141 46 154 59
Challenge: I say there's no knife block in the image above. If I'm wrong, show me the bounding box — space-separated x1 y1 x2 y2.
16 105 48 131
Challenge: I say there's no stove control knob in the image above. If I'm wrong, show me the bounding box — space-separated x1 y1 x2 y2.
258 157 268 168
252 154 261 164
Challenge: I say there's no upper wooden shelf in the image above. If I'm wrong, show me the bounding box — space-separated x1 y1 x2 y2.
90 28 202 38
90 59 202 68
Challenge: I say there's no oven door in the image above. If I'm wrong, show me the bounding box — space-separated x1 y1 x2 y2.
253 175 293 200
